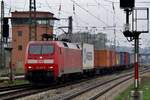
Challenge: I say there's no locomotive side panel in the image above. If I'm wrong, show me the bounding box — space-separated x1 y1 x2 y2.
62 48 82 74
57 42 82 76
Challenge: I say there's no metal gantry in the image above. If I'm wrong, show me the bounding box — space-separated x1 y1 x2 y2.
29 0 37 41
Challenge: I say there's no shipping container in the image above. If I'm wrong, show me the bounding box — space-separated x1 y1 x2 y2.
125 52 130 65
94 50 112 68
128 53 131 65
110 51 113 67
111 51 116 66
94 50 99 68
82 43 94 69
117 52 121 65
116 52 119 65
119 52 125 65
130 53 134 64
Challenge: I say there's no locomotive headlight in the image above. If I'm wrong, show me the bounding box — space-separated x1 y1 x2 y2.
28 66 32 69
49 66 53 69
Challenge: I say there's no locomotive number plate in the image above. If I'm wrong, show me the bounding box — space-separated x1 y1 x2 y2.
37 60 44 63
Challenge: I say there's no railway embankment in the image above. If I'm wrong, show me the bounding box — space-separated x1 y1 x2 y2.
115 71 150 100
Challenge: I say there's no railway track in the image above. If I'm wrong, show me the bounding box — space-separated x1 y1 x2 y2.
49 69 150 100
0 68 149 100
50 72 133 100
0 74 103 100
0 84 35 100
72 75 132 100
88 69 150 100
0 84 31 92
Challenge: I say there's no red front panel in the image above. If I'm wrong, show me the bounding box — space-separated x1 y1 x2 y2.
24 42 56 74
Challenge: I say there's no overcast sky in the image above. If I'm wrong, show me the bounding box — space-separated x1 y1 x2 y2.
2 0 150 48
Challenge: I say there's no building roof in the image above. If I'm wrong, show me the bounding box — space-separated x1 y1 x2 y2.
12 11 54 15
5 11 59 20
6 17 59 20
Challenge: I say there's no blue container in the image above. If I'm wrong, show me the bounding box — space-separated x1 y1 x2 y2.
119 52 125 65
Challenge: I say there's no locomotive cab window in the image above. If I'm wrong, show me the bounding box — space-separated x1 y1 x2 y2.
29 45 41 54
42 45 54 54
29 44 54 54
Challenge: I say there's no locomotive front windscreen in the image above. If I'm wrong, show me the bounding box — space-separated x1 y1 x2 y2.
29 44 54 54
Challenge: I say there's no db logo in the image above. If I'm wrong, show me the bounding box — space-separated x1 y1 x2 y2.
37 60 44 63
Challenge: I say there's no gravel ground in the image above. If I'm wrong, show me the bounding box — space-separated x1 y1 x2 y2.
18 74 118 100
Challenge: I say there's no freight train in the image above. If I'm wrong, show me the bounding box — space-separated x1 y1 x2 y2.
24 41 133 84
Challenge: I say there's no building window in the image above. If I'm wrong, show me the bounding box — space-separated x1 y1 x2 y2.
12 19 29 25
18 31 22 37
18 45 22 50
37 20 54 27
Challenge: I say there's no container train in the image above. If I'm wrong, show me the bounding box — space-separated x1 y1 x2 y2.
24 41 133 84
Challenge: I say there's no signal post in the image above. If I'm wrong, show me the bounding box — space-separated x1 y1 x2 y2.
120 0 149 100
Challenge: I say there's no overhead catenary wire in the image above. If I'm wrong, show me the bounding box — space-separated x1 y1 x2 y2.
70 0 109 27
42 0 122 32
103 0 150 4
43 0 90 32
45 0 52 10
23 0 27 11
94 0 124 27
71 3 90 28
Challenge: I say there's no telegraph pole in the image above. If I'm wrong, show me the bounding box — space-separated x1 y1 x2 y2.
0 0 4 68
68 16 73 41
68 16 73 34
29 0 37 41
112 2 116 51
1 0 4 41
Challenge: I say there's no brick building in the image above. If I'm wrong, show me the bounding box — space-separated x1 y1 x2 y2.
11 11 56 73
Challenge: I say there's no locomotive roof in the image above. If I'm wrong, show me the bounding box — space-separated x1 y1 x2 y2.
29 41 81 50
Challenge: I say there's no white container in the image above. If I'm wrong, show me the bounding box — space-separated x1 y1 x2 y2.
82 43 94 69
130 54 134 64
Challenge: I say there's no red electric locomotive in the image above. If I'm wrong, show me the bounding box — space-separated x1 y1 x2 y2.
25 41 82 83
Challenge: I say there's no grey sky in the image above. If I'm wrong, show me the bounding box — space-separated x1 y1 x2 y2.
2 0 150 48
